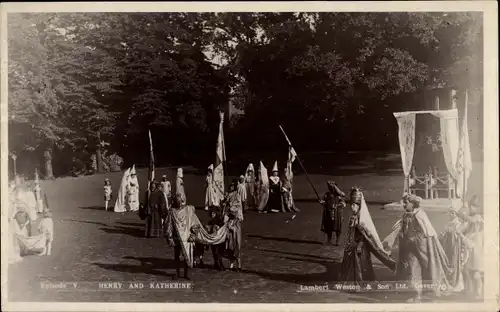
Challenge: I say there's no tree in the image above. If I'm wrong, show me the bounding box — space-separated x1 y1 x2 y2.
8 13 124 177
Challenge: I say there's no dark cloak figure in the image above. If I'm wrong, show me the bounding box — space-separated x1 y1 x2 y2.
145 181 168 238
164 194 190 280
208 206 226 270
320 181 346 245
339 187 396 284
267 162 284 213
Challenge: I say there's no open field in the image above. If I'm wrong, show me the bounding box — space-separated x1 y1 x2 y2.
7 152 483 303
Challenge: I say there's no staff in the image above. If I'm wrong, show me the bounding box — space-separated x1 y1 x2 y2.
279 125 322 202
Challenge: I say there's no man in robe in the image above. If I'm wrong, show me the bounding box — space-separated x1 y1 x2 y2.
339 187 396 284
237 175 247 212
164 194 191 280
224 180 244 271
382 193 452 302
244 163 256 211
176 168 187 205
267 161 284 213
256 161 270 213
145 181 168 238
204 165 218 211
320 181 346 246
282 167 299 213
160 174 171 210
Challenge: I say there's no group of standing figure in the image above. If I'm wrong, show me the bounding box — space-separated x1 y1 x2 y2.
204 161 300 215
319 181 484 302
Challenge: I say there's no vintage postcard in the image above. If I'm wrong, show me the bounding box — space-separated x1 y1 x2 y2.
1 2 498 312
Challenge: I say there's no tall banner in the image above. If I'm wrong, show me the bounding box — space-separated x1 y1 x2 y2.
214 112 226 197
456 91 472 199
286 145 297 181
148 130 155 182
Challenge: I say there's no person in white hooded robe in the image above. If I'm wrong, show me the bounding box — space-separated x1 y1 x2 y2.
204 164 218 211
127 166 140 212
256 161 270 213
114 168 131 213
176 168 187 205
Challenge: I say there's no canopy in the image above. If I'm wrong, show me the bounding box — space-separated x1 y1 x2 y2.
393 109 470 198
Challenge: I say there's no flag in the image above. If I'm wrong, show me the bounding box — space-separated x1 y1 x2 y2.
286 145 297 181
148 130 155 182
214 112 226 195
456 91 472 199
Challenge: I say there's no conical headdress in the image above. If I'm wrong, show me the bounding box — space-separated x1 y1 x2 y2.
208 164 214 171
177 168 183 178
272 161 278 172
246 163 254 172
349 187 363 204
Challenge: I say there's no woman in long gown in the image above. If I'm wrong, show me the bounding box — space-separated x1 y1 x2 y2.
267 161 284 213
339 187 396 284
439 205 469 292
455 196 484 299
244 164 256 211
256 161 269 213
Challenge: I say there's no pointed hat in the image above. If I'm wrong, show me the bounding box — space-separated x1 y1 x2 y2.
246 163 254 172
177 167 183 178
208 164 214 171
272 161 278 172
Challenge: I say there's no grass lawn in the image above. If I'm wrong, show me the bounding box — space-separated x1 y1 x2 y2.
7 152 483 303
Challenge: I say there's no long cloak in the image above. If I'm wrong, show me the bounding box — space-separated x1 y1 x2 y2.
383 208 453 296
321 192 345 234
268 176 284 212
114 168 130 212
225 190 243 259
164 205 229 267
439 215 468 292
244 164 256 210
145 190 168 237
256 162 269 211
339 194 396 283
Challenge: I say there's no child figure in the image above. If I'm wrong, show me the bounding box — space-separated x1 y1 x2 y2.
104 178 112 211
38 209 54 256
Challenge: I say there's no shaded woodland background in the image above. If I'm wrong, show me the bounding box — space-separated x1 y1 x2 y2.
7 12 483 179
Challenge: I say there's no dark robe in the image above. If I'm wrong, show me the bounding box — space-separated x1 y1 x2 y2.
339 215 396 284
208 207 225 269
321 192 345 235
145 189 168 237
267 176 284 212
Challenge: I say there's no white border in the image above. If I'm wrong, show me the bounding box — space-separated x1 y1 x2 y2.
1 2 498 312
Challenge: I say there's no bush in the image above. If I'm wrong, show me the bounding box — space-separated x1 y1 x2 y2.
91 151 124 173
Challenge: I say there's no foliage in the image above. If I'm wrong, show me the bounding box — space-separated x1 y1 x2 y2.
8 12 483 176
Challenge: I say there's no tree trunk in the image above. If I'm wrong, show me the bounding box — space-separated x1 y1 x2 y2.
44 148 54 179
96 131 104 173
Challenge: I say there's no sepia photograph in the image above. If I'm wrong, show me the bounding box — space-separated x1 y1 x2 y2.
1 2 498 312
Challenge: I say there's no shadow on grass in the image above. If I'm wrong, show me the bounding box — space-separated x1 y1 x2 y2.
99 225 146 238
116 221 144 227
62 219 110 227
93 257 176 278
247 234 322 245
79 206 107 211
